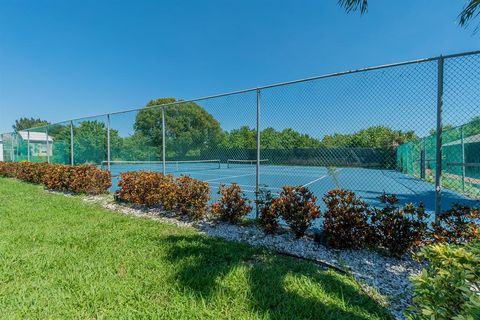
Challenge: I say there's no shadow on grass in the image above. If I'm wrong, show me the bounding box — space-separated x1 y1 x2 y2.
160 234 393 320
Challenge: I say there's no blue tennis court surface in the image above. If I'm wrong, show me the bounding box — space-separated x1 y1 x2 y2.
108 162 477 214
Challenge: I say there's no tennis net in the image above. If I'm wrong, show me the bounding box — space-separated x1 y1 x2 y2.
226 159 269 168
101 159 221 174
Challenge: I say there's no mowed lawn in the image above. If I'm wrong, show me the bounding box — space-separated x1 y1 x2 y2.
0 178 392 320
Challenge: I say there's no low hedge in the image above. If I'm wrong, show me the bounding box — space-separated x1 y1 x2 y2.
115 171 210 220
116 171 177 208
0 161 111 195
16 162 51 184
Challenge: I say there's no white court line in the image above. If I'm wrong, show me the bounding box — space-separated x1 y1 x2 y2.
208 181 283 191
223 167 330 178
301 175 328 187
216 188 280 196
302 168 344 187
178 171 238 177
205 172 256 182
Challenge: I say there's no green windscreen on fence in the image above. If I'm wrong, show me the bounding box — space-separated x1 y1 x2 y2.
397 118 480 198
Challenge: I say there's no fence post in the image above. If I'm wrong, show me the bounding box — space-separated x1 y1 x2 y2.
70 121 74 165
435 56 444 221
420 139 425 179
256 88 261 218
107 114 111 171
461 125 465 192
27 130 30 161
46 127 50 164
162 106 166 175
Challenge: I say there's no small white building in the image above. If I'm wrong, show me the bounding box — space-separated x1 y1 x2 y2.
0 136 3 161
18 131 54 157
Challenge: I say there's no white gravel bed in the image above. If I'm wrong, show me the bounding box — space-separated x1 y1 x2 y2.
82 193 421 320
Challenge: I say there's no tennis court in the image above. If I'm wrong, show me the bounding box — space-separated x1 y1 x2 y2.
105 159 476 213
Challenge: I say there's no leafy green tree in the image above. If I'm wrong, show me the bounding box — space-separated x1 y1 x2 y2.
221 126 322 149
338 0 480 30
134 98 224 159
463 116 480 136
13 117 50 132
74 121 122 164
50 121 121 164
320 133 352 148
429 124 455 136
275 128 322 149
321 126 417 149
221 126 257 149
116 133 159 161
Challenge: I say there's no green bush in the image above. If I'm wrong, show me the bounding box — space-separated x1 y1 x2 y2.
212 183 252 223
272 186 321 238
322 189 373 249
407 241 480 320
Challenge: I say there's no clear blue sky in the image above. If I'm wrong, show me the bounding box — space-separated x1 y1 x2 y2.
0 0 478 134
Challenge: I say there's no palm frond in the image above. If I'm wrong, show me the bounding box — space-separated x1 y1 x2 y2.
337 0 368 14
459 0 480 27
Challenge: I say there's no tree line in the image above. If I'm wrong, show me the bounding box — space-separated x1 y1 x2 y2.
11 98 418 164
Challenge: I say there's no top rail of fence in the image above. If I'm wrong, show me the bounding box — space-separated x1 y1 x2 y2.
10 49 480 133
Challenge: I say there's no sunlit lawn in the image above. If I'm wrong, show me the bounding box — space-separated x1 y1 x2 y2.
0 177 392 319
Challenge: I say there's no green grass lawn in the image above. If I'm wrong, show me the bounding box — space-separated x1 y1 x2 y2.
0 177 392 319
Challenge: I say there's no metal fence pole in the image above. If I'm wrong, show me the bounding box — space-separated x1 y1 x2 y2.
12 134 15 162
461 125 465 192
256 89 261 218
435 56 444 220
27 130 30 161
11 135 14 162
46 127 50 164
70 121 74 165
107 114 111 171
162 106 166 175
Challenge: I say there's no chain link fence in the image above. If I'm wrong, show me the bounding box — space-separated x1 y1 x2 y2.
2 50 480 218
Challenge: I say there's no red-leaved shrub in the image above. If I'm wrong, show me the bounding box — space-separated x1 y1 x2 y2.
116 171 175 208
272 186 320 238
175 175 210 219
431 204 480 244
0 161 110 194
0 162 20 178
322 189 373 249
68 164 111 194
43 164 75 192
16 162 50 184
257 188 279 234
212 183 252 223
370 194 429 257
